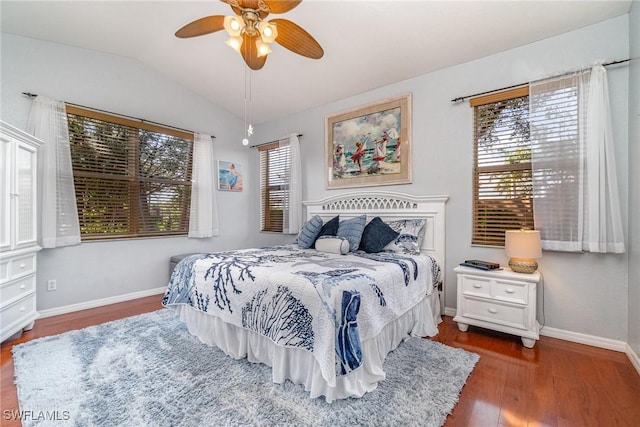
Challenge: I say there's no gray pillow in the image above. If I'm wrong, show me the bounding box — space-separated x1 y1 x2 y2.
337 215 366 252
296 215 323 249
383 218 427 254
315 236 350 254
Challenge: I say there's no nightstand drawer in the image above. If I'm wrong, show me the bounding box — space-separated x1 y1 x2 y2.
460 275 492 298
460 297 527 330
0 275 35 308
493 280 528 304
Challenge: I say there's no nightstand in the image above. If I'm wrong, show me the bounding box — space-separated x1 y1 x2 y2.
453 265 540 348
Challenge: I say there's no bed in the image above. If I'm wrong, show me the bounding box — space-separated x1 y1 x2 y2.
162 192 448 402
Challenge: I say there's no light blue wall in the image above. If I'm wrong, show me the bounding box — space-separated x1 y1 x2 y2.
0 34 251 310
628 0 640 357
255 16 632 342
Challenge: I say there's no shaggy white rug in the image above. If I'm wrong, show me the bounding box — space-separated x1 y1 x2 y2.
12 309 479 426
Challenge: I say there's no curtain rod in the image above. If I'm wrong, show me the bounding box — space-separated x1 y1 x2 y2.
450 58 632 103
22 92 214 138
250 134 303 148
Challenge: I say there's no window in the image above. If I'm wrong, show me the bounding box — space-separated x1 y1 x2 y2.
67 106 193 240
471 87 533 246
259 142 289 232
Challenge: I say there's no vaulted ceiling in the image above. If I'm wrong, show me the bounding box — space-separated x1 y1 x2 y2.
1 1 631 124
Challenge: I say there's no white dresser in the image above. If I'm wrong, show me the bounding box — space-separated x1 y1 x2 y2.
1 121 42 342
453 265 540 348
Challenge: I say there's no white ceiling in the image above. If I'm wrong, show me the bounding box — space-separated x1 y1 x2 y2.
1 0 631 124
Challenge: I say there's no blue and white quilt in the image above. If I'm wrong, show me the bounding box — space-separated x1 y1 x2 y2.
162 245 441 385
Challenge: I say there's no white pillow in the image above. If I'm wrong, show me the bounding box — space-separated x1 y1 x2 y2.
314 236 349 255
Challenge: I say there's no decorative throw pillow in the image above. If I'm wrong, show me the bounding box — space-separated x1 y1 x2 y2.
359 216 400 253
314 236 350 255
337 215 367 252
317 215 339 237
383 218 427 254
296 215 324 249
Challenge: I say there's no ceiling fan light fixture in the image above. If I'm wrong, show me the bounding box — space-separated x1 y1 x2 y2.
257 21 278 43
225 36 243 53
223 15 245 37
255 39 272 57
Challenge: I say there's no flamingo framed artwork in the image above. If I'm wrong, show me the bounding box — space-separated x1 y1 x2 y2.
325 93 412 189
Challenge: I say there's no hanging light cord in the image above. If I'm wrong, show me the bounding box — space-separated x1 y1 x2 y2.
242 67 254 146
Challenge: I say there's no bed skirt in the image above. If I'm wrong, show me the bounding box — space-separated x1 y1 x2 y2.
171 292 441 403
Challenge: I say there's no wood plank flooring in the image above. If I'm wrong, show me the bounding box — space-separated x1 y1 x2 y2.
1 296 639 426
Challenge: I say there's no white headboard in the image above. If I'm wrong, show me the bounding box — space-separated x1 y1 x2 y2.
303 191 448 309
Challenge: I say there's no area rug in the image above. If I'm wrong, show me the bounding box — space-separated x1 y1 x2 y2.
12 309 479 427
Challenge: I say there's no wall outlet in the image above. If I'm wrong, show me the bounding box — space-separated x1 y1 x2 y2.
47 279 57 291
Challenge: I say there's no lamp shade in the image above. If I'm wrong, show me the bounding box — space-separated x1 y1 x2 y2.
505 230 542 259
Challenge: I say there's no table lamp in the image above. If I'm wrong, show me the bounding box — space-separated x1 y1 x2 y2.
505 230 542 274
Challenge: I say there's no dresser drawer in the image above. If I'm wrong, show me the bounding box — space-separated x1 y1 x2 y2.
0 275 35 308
0 259 8 284
9 254 36 279
0 294 36 332
460 296 527 330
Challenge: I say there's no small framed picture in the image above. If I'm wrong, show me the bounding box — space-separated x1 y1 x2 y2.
217 160 243 191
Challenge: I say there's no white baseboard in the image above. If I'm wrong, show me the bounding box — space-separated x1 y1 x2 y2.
539 326 627 352
443 306 631 356
627 344 640 375
37 287 166 319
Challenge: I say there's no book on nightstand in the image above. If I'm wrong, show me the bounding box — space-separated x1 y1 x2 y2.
459 259 502 270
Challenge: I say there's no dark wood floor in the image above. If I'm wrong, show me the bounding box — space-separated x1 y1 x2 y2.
2 295 639 426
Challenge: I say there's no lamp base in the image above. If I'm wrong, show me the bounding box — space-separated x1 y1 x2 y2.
508 257 538 274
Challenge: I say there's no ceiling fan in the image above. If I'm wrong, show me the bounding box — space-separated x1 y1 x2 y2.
175 0 324 70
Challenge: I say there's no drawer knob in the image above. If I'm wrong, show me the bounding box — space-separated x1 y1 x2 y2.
505 288 515 294
20 284 26 289
473 284 483 288
488 308 498 314
19 263 26 269
20 306 26 312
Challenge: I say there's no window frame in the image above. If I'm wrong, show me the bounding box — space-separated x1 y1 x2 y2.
66 106 194 240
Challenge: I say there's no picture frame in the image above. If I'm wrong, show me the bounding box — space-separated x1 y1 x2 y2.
217 160 243 191
325 93 412 189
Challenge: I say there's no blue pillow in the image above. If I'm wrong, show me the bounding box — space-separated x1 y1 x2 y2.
337 215 367 252
359 216 400 253
318 216 339 237
296 215 323 249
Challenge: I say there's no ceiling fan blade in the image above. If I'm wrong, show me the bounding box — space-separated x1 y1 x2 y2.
175 15 226 38
270 18 323 59
264 0 302 14
240 33 267 70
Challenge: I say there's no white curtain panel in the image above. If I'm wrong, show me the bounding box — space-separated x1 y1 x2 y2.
280 133 302 234
530 65 625 253
188 133 219 238
26 96 81 248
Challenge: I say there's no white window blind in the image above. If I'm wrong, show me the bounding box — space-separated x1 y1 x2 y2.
259 142 289 232
471 87 534 246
